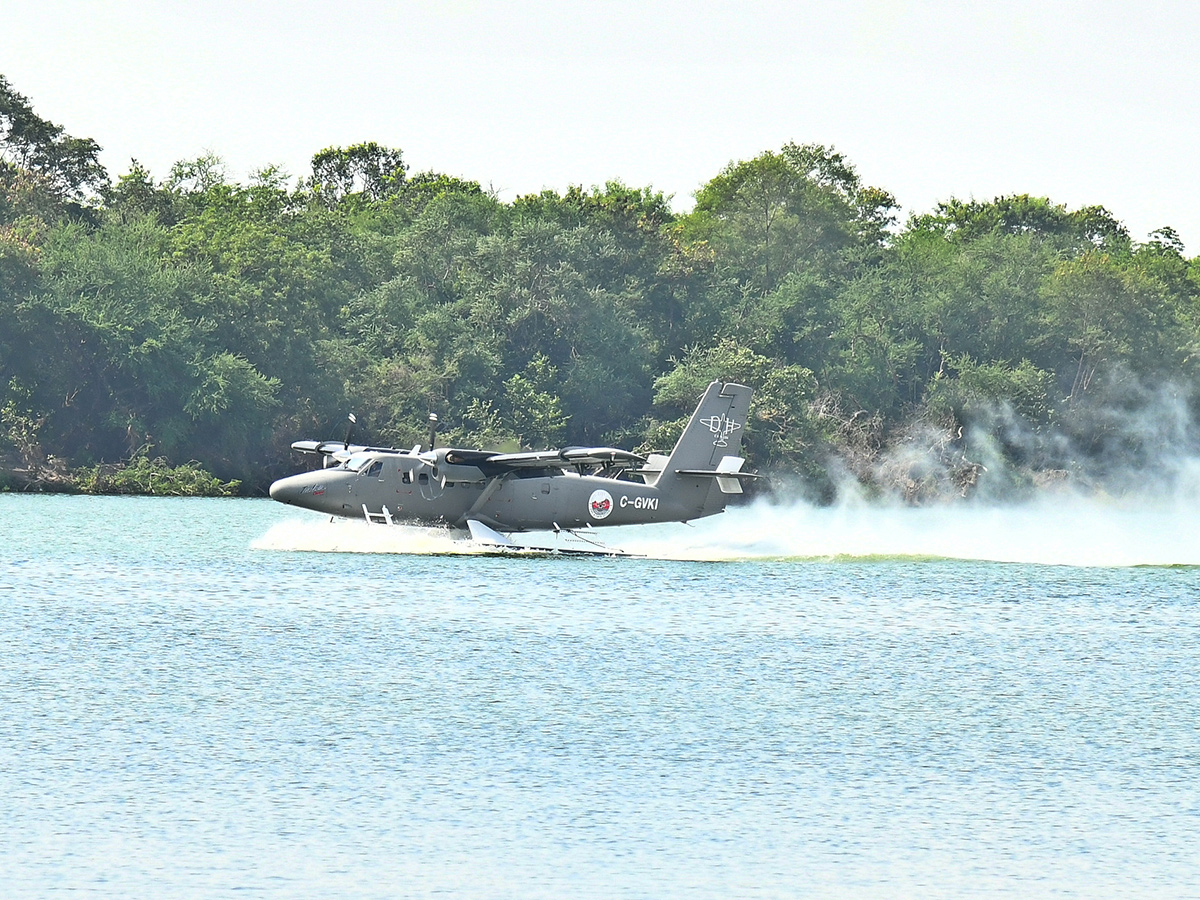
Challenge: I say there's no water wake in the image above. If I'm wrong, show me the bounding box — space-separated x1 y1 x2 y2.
252 519 485 556
623 495 1200 566
253 493 1200 566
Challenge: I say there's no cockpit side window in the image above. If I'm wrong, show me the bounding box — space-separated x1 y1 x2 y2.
364 460 383 478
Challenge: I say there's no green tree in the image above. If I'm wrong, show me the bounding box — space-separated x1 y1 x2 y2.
1041 251 1174 403
1 74 108 218
679 142 896 299
11 213 281 475
911 194 1131 254
503 355 568 448
310 142 407 205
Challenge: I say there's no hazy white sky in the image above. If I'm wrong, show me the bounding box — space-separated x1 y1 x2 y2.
4 0 1197 250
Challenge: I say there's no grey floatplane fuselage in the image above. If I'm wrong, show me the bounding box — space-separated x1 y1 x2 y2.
269 381 756 545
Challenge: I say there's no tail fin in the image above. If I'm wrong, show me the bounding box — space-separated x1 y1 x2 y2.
652 382 754 518
662 381 753 473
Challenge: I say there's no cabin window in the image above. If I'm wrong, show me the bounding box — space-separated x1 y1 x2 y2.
418 473 429 485
401 471 412 485
514 467 560 479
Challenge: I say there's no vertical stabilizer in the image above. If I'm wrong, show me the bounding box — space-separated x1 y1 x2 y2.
661 381 753 475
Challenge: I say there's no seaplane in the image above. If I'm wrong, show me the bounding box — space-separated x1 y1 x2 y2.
268 381 757 555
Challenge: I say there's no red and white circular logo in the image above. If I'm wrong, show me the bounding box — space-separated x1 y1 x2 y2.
588 489 613 520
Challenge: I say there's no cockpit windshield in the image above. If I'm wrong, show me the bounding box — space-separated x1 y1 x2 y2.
344 453 373 472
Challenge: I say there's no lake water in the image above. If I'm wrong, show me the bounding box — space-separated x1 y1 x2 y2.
2 494 1198 898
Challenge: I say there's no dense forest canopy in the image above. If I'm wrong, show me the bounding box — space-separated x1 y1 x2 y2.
3 75 1199 499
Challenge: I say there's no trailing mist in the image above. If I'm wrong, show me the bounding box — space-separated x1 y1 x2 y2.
3 74 1199 500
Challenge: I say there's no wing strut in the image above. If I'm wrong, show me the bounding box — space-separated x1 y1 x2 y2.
457 474 510 526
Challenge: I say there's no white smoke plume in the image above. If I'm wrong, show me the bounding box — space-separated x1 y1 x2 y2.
828 374 1200 507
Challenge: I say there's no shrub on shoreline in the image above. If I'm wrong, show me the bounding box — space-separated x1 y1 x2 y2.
2 455 240 497
73 455 240 496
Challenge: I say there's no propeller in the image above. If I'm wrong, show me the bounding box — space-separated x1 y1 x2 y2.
343 413 357 450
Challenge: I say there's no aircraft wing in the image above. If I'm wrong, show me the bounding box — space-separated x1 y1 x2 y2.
291 439 645 472
484 447 647 470
291 440 406 458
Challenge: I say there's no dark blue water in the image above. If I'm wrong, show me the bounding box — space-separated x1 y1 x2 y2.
2 495 1198 898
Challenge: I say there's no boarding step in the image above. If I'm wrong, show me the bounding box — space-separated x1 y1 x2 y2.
361 504 397 525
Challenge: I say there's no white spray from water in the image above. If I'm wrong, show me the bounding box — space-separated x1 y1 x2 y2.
252 519 485 556
252 486 1200 566
621 493 1200 566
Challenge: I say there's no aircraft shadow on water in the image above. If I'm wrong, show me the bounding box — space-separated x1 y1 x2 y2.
269 381 757 556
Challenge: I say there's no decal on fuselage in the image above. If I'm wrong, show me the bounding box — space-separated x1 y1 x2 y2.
620 495 658 511
588 489 613 520
700 414 742 447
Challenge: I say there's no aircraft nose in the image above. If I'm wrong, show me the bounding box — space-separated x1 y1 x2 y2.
269 476 299 504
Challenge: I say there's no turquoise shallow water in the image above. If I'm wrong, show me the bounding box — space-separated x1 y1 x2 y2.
1 495 1199 898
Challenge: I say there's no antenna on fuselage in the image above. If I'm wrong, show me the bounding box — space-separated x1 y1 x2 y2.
343 413 357 450
427 413 439 451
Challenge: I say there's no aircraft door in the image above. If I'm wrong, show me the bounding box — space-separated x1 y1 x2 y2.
521 474 567 526
547 477 567 524
553 475 590 525
349 459 386 508
418 465 443 501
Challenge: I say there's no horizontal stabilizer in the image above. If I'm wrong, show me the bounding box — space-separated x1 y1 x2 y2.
675 455 760 494
718 456 745 473
634 452 670 487
717 476 743 495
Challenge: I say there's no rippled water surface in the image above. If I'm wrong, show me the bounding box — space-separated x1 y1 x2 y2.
2 495 1199 898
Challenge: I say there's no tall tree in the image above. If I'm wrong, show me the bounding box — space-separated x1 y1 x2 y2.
679 142 896 299
0 74 108 218
310 142 407 205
